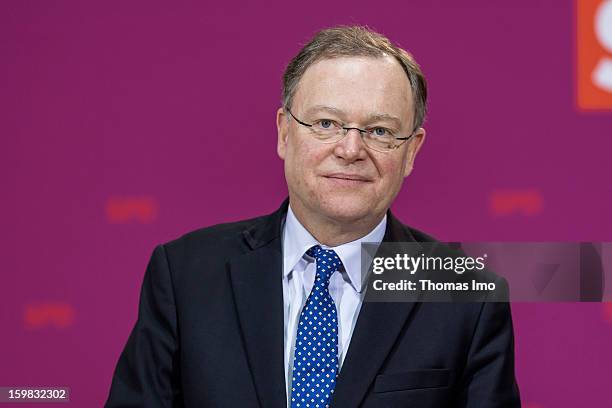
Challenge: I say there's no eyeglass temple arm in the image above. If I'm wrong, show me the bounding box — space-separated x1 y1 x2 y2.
286 108 313 128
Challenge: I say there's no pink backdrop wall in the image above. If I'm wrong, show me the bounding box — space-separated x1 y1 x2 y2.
2 1 612 406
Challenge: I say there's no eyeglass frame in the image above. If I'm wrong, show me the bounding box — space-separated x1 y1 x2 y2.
285 107 417 152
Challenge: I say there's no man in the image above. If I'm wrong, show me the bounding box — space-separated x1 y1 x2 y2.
106 26 520 407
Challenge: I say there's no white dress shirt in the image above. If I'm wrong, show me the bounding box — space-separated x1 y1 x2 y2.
281 205 387 405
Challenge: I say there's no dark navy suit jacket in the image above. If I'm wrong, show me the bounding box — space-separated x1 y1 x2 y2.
105 200 521 407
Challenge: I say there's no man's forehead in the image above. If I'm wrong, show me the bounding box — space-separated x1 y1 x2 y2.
294 56 414 123
304 104 403 127
301 55 407 82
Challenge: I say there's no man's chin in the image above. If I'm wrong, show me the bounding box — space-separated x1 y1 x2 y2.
317 200 378 224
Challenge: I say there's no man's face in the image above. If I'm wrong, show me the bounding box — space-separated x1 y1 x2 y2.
277 55 425 226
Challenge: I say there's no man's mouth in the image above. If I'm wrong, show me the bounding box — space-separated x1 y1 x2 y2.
323 173 373 182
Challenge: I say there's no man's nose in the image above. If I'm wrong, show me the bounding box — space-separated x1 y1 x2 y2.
333 128 367 162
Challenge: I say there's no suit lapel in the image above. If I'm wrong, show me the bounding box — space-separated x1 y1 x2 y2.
229 201 289 408
227 202 423 408
331 211 421 408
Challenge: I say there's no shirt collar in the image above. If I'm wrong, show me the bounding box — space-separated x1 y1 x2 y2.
282 204 387 293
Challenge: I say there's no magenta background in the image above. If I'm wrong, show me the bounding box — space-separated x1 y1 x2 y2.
2 1 612 407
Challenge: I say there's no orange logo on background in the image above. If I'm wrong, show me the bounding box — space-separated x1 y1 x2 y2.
106 196 159 224
577 0 612 109
604 302 612 323
24 302 75 329
489 189 544 216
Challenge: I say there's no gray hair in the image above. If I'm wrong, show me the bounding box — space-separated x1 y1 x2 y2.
282 25 428 131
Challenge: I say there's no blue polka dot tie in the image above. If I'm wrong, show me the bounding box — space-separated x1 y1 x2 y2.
290 245 342 408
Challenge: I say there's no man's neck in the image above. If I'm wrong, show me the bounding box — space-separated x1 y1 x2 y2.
289 202 386 247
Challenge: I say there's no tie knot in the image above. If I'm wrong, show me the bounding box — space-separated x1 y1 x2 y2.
306 245 342 283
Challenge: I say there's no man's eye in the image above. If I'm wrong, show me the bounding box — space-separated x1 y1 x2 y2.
372 127 390 137
314 119 337 129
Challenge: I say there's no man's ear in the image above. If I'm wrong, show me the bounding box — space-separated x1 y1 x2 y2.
277 107 289 160
403 127 426 177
